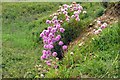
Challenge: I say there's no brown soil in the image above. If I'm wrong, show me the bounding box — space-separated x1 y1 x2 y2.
68 8 118 55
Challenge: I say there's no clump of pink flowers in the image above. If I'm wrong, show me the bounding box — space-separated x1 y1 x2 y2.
40 2 84 67
94 20 108 35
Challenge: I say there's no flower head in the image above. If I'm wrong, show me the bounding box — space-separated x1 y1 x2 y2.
48 44 54 49
62 45 67 50
59 28 65 33
75 17 80 21
63 4 68 8
40 32 44 38
56 24 61 29
48 26 52 31
58 41 64 46
51 28 57 33
98 28 102 32
52 52 57 57
46 20 51 24
55 35 61 41
44 44 49 49
41 54 47 60
46 60 51 66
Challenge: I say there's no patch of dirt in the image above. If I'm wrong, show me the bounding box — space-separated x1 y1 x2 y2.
68 6 119 52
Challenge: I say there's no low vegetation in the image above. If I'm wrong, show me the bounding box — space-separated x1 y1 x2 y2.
2 2 119 78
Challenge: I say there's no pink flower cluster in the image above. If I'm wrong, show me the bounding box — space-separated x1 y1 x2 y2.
94 21 108 35
40 2 84 67
40 23 67 61
60 2 83 22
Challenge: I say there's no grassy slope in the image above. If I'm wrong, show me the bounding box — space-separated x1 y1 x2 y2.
46 22 119 78
2 2 117 78
2 2 65 78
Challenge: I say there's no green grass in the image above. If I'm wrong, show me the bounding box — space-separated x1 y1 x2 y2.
45 23 119 78
2 2 64 78
2 2 118 78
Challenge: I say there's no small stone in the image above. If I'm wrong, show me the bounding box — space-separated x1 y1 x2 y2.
56 57 59 61
92 38 95 40
39 65 42 67
70 52 74 55
79 42 84 47
40 74 44 78
86 32 90 36
95 26 98 28
82 37 85 40
38 68 41 71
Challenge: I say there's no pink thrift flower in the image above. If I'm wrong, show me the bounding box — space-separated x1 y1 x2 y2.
52 52 57 57
73 7 78 10
75 17 80 21
62 45 67 50
56 24 61 29
40 32 44 38
43 36 47 40
46 60 51 63
94 30 99 34
54 65 58 69
79 6 83 10
66 18 70 22
44 44 49 49
61 8 65 12
48 26 52 31
45 30 49 36
98 28 102 32
55 35 61 41
74 11 79 15
58 41 64 46
43 30 46 35
47 63 51 66
103 23 107 26
41 54 46 60
74 14 79 18
48 33 54 38
94 29 102 35
63 11 68 14
43 40 48 44
48 44 54 49
59 28 65 33
47 50 51 55
40 56 44 60
47 39 52 43
53 20 58 24
46 60 51 66
42 50 47 55
46 20 51 24
49 42 53 45
52 38 57 43
100 24 106 29
51 28 57 33
97 20 101 25
63 4 68 8
78 10 81 13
